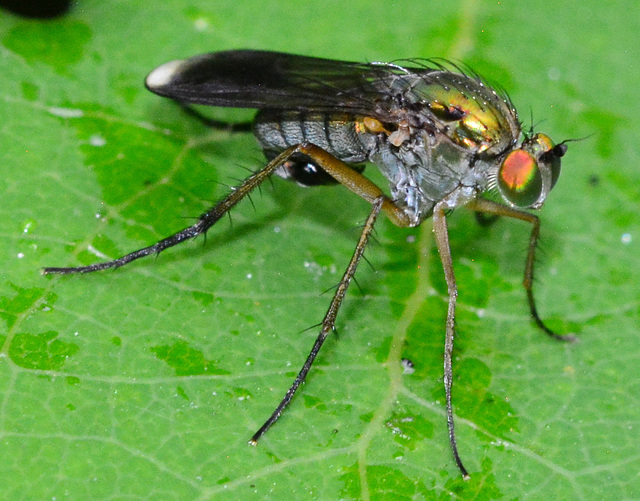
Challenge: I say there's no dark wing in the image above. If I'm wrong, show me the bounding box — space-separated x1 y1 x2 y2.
145 50 409 117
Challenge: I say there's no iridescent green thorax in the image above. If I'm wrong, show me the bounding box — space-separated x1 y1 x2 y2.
413 71 519 156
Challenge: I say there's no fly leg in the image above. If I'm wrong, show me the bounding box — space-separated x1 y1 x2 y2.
434 196 575 479
42 148 300 275
432 195 470 479
43 143 410 275
178 102 253 132
246 142 413 442
291 142 412 227
467 198 576 342
250 196 384 444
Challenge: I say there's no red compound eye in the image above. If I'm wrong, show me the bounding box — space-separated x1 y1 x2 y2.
498 149 543 207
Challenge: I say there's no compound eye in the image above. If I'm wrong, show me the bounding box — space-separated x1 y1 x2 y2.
498 149 543 207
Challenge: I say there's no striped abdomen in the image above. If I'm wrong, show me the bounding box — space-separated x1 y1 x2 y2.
253 110 372 186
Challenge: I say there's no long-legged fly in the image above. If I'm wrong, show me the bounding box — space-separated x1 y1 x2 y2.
44 50 575 478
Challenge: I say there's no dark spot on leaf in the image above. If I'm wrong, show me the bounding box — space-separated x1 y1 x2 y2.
150 339 230 376
0 283 57 330
9 331 79 370
2 20 91 74
176 385 190 401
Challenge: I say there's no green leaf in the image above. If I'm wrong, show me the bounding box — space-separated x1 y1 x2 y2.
1 1 638 499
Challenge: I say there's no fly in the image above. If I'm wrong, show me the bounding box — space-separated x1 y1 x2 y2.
43 50 575 478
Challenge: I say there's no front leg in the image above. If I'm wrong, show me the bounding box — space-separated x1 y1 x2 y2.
467 198 576 342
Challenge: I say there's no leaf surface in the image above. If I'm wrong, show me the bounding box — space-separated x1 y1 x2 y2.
1 1 638 499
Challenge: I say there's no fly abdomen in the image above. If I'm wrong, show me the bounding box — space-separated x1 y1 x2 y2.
254 110 369 162
253 110 372 186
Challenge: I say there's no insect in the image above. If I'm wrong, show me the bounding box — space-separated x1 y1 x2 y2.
44 50 574 478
